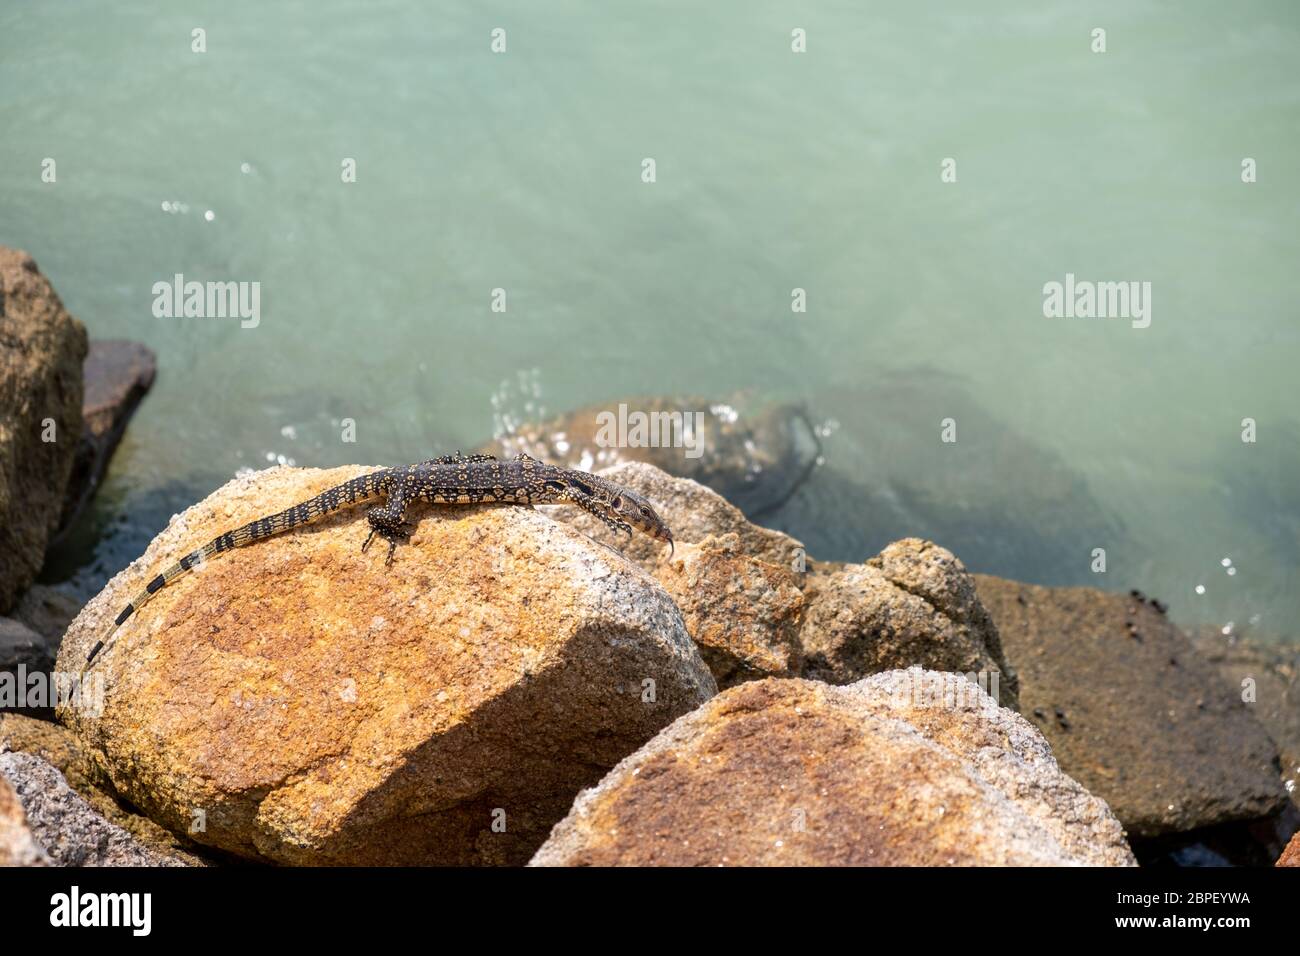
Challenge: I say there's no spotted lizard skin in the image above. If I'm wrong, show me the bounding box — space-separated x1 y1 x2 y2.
85 453 672 667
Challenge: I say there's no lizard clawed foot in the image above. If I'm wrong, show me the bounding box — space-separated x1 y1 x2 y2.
364 508 412 567
368 525 410 567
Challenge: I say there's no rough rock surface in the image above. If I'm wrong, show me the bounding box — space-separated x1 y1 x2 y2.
0 246 88 612
8 584 82 645
0 772 49 866
553 464 1016 705
549 462 806 688
0 713 206 864
481 394 820 518
57 465 717 865
0 752 180 866
57 339 158 537
975 576 1288 837
803 541 1019 709
1279 830 1300 867
532 670 1135 866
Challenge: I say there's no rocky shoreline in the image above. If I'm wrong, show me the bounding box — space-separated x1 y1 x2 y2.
2 245 1297 867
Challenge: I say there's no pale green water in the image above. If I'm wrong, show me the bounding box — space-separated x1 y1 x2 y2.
2 1 1298 640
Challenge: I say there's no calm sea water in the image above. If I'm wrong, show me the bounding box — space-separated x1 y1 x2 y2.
2 1 1297 641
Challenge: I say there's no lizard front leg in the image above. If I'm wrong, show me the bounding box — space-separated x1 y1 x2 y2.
362 480 414 566
565 487 634 542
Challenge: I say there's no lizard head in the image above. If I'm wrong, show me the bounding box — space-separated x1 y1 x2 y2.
584 475 675 555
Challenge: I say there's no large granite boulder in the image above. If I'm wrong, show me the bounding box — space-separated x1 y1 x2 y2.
57 465 716 865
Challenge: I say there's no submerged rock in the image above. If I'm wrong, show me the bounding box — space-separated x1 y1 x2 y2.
0 247 88 613
481 394 821 518
761 374 1124 585
56 465 716 865
553 462 1017 706
56 339 158 539
0 752 180 866
532 670 1134 867
975 576 1289 838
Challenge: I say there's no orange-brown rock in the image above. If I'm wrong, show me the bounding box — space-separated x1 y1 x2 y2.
553 463 1015 706
56 465 716 865
532 669 1134 866
1279 830 1300 866
549 462 806 687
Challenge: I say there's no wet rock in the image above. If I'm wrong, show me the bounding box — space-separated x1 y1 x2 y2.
0 752 181 866
975 575 1289 837
0 617 51 673
480 395 821 518
0 247 88 613
1189 629 1300 804
0 587 80 716
56 465 716 865
1 619 57 720
56 339 157 539
532 670 1134 866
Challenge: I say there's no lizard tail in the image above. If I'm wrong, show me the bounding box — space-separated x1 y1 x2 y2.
84 469 392 668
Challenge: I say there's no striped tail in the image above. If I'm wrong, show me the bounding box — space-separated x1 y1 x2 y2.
84 469 392 668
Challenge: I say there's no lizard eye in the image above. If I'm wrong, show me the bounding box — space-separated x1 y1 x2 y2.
640 506 652 517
